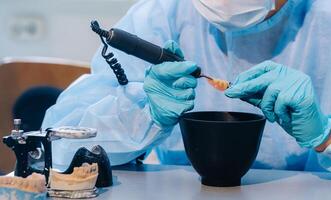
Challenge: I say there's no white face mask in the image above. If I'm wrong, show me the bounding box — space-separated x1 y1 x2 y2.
192 0 276 31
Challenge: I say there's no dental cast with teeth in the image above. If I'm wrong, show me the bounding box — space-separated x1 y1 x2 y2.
0 173 47 200
49 163 99 191
0 163 100 200
0 173 46 193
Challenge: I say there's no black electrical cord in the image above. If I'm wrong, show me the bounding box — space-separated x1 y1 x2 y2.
91 21 128 85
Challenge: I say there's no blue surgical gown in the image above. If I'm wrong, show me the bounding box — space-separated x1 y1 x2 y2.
42 0 331 171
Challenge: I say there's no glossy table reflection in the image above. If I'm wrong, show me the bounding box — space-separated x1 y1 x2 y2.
49 164 331 200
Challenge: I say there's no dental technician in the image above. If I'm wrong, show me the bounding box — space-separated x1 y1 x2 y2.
42 0 331 171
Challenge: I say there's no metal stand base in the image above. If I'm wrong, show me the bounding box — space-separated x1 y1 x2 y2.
47 187 98 199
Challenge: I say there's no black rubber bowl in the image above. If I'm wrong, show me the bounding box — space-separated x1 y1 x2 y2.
179 111 266 187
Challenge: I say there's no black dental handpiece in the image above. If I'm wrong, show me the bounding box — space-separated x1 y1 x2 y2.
91 21 202 78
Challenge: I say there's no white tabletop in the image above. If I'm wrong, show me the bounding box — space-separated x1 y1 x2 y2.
48 164 331 200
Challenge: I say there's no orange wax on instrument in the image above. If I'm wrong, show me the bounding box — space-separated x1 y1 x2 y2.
207 79 230 91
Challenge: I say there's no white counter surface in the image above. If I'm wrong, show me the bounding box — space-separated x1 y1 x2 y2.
49 164 331 200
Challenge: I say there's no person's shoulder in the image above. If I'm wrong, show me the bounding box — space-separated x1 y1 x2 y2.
299 0 331 35
128 0 184 12
128 0 193 16
297 0 331 44
311 0 331 10
308 0 331 18
123 0 197 32
150 0 191 8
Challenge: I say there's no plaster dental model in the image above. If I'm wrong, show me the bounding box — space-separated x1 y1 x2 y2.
63 145 113 187
0 173 47 200
48 146 112 199
49 163 98 191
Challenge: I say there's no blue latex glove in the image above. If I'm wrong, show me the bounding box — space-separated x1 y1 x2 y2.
225 61 330 148
143 41 198 128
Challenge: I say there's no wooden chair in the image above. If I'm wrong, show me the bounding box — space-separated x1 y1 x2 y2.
0 57 90 173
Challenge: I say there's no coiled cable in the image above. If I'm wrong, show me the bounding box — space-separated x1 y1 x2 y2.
91 21 128 85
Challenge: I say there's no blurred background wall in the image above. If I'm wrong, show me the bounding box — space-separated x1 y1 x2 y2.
0 0 140 174
0 0 137 63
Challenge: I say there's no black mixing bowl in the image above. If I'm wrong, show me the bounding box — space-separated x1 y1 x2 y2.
179 111 266 187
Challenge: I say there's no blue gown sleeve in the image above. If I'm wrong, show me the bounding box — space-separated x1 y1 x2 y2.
317 117 331 171
42 0 180 169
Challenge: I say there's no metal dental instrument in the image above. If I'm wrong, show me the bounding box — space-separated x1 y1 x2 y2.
91 21 206 78
90 20 231 90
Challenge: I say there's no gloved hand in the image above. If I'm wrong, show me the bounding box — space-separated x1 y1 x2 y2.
225 61 330 148
143 41 198 128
